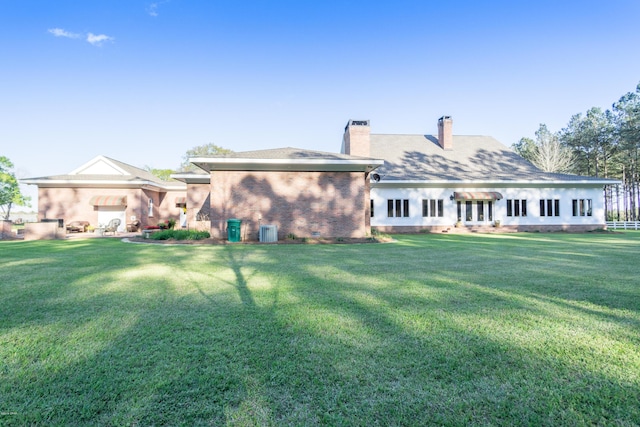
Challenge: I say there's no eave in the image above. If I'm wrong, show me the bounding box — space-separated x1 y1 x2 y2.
189 157 384 173
170 173 211 184
372 178 620 188
21 178 186 191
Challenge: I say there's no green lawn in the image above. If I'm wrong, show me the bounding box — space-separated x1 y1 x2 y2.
1 233 639 426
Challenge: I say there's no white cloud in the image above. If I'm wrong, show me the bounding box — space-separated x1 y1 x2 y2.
48 28 81 39
86 33 115 46
147 3 159 17
49 28 114 46
147 1 169 17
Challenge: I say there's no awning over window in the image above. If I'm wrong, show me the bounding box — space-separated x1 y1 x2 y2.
89 195 127 206
453 192 503 201
175 197 187 206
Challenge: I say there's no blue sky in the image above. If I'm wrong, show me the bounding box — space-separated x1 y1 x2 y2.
2 0 640 207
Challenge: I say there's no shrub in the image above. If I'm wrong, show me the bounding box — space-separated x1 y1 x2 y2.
149 229 210 241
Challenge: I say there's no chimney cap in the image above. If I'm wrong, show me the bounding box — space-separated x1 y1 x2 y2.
345 119 370 131
438 115 452 122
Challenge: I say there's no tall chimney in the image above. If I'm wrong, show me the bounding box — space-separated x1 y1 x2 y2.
437 116 453 150
341 120 370 157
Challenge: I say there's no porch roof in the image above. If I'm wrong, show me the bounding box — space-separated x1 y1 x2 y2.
452 191 503 200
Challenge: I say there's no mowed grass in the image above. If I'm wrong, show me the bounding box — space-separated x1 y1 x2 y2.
1 233 639 426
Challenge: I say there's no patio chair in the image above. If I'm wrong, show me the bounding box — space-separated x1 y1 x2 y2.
126 219 141 232
104 218 121 236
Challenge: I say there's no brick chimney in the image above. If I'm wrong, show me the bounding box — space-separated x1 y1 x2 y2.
341 120 370 157
437 116 453 150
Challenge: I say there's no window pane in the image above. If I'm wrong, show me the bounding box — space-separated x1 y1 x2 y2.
370 199 374 217
465 201 472 221
514 200 520 217
547 199 553 216
395 199 402 217
572 199 578 216
554 199 560 217
540 199 545 217
430 199 436 217
387 200 394 217
507 200 513 217
522 200 527 217
587 199 592 216
457 201 462 221
437 199 444 217
477 201 484 221
422 200 428 217
488 201 493 221
579 199 585 216
403 199 409 217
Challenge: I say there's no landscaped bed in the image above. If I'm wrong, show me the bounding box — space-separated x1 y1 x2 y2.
129 235 392 245
1 232 639 425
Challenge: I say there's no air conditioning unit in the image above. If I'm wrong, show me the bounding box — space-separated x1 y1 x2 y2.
259 225 278 242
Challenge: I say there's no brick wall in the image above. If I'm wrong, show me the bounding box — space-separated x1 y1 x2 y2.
187 183 211 231
156 190 187 226
208 170 370 240
0 220 12 239
36 187 185 229
24 222 65 240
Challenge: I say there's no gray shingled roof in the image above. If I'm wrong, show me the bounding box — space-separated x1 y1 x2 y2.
199 147 377 161
371 134 611 182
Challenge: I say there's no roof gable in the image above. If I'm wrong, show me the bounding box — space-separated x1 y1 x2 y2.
70 156 129 176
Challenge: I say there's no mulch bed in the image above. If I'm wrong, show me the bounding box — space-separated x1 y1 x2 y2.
125 236 393 245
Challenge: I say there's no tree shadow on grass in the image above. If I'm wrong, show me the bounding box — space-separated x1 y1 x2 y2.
2 236 640 425
267 248 639 424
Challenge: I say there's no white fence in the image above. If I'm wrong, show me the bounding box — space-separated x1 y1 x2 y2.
606 221 640 230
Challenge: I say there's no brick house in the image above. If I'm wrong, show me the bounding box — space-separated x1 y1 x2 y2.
23 156 187 233
24 150 383 239
23 116 617 239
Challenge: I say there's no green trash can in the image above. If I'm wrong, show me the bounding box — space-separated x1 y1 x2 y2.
227 218 242 242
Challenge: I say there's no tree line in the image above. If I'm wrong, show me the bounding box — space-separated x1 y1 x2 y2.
512 82 640 221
